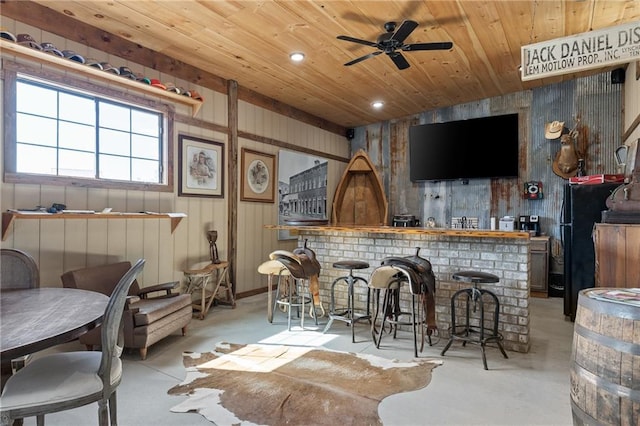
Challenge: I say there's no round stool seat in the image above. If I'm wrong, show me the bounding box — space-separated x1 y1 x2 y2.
332 260 369 270
452 270 499 284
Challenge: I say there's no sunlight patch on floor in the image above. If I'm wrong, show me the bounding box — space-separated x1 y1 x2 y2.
259 327 338 347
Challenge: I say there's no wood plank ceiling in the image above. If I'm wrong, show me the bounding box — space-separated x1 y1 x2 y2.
11 1 640 129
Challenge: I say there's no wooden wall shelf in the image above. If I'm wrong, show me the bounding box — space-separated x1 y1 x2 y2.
2 211 186 241
0 40 203 116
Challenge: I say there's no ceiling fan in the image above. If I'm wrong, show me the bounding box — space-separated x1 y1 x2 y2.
337 20 453 70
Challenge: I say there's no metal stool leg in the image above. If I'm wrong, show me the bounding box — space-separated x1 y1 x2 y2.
411 293 418 358
370 288 381 342
287 278 294 331
268 273 287 323
440 293 457 356
375 288 393 349
351 275 371 342
322 276 348 334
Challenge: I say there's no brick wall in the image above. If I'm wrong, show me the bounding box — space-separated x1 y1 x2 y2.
297 230 531 353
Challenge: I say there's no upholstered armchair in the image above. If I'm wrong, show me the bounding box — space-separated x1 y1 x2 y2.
61 261 192 360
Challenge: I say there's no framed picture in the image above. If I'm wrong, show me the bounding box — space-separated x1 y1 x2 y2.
178 134 224 198
277 150 328 240
241 148 276 203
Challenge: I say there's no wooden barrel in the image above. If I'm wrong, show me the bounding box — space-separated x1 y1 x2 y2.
570 288 640 426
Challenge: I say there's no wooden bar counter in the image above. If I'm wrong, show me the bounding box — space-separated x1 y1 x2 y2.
266 224 530 239
266 224 532 353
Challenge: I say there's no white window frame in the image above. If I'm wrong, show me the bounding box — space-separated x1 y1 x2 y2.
3 60 175 192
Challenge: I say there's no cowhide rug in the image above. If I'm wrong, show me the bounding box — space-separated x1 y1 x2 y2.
168 342 441 426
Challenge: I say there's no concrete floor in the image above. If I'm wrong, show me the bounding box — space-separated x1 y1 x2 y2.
18 293 575 425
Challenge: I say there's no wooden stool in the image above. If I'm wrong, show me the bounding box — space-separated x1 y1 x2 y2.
183 261 235 319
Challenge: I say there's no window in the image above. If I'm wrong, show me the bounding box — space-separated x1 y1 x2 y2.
16 77 163 182
4 65 173 192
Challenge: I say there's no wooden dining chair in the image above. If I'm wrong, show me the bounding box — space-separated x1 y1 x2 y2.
0 248 40 380
0 258 145 426
0 248 39 290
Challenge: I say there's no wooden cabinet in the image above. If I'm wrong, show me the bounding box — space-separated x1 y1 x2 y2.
594 224 640 288
530 236 550 296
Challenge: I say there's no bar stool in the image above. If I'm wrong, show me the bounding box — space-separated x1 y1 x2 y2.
273 273 316 331
258 259 291 323
368 263 431 358
441 270 508 370
323 260 370 342
261 246 320 331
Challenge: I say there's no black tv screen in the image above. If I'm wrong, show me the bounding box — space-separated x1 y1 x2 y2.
409 113 519 182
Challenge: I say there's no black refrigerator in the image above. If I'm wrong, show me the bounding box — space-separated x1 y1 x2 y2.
561 183 620 321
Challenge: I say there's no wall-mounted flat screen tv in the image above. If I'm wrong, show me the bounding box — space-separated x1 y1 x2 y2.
409 113 519 182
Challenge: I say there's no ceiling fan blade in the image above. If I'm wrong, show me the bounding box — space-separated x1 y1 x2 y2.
403 42 453 51
337 35 377 48
389 52 410 70
390 20 418 44
344 51 382 66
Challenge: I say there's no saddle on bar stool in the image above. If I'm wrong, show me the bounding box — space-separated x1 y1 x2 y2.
267 240 323 329
369 248 437 357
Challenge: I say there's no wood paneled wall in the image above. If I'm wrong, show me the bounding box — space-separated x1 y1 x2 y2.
0 18 349 293
235 101 348 294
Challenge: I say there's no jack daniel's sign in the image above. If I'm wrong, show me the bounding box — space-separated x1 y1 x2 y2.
521 22 640 81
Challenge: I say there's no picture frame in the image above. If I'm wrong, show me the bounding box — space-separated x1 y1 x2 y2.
240 148 276 203
178 134 224 198
277 149 328 240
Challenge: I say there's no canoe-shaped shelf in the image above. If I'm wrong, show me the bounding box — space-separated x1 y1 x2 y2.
332 149 388 226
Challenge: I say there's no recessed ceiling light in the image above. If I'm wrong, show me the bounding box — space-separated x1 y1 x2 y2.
289 52 305 62
371 101 384 109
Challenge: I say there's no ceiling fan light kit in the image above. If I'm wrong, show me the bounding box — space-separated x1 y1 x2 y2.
337 20 453 70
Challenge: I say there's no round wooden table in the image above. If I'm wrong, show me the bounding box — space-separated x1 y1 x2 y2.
0 288 109 360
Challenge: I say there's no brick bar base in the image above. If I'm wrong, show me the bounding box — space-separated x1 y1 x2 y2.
293 230 531 353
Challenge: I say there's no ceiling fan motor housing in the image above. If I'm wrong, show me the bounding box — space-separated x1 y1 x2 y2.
383 21 397 32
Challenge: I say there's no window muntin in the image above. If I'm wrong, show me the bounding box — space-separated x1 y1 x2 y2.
15 77 164 184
